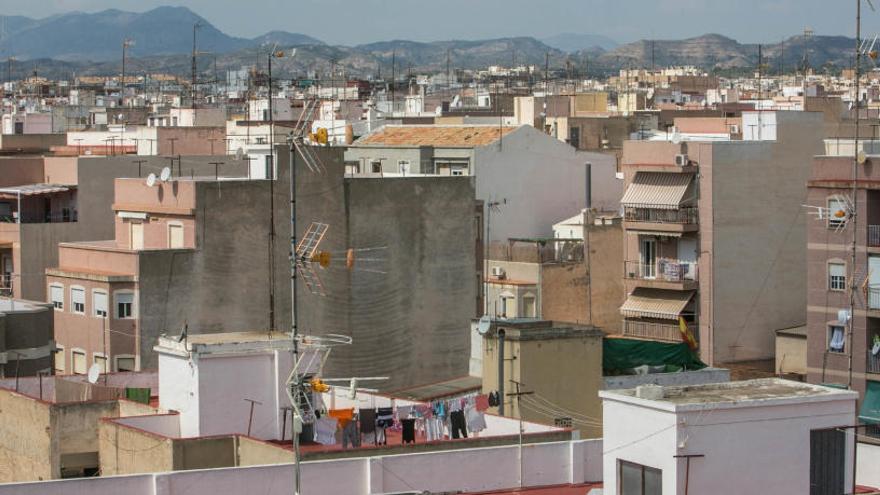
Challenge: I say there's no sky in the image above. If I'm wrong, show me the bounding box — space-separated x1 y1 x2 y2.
0 0 872 46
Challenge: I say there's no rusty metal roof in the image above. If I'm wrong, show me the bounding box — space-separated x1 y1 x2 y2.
355 125 518 147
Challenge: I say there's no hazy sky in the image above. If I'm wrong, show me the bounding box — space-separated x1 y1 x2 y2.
0 0 872 45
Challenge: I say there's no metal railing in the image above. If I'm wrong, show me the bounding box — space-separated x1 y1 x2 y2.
868 349 880 374
870 225 880 247
624 206 699 225
625 259 698 283
622 320 683 342
869 287 880 311
0 211 77 224
0 274 11 297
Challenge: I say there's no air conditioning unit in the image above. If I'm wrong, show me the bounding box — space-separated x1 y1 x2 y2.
674 154 690 167
491 266 506 278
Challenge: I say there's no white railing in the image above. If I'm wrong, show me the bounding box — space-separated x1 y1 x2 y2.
625 259 698 283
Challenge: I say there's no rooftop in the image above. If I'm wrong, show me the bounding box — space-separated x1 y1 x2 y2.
0 298 50 313
601 378 858 410
354 125 518 147
154 331 294 357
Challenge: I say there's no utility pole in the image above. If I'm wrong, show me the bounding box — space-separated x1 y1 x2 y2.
191 21 202 111
507 380 534 489
391 50 396 111
544 52 550 94
121 38 133 107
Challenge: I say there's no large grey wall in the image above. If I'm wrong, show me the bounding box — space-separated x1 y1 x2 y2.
292 147 478 390
0 301 53 376
709 111 825 363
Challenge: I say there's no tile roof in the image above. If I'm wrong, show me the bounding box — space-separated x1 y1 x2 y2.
355 125 518 147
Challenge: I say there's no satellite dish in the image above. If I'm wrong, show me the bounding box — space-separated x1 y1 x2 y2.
87 363 101 384
858 150 867 164
145 173 157 187
477 315 493 335
671 132 682 145
235 147 245 161
160 167 172 182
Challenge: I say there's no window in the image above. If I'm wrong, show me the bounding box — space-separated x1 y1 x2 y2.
93 290 108 318
116 355 136 372
72 350 87 375
569 127 580 149
129 221 144 250
398 160 411 175
54 346 65 374
94 354 108 374
71 287 85 314
371 161 382 173
828 325 846 353
50 284 64 310
828 262 846 291
619 460 662 495
168 223 184 249
116 292 134 319
522 296 536 318
451 167 466 176
827 198 847 229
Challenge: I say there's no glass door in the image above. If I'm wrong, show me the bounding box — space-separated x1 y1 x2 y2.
640 237 657 279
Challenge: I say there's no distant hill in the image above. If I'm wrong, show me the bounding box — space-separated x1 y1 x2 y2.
585 33 855 72
250 31 324 48
0 7 320 61
542 33 618 52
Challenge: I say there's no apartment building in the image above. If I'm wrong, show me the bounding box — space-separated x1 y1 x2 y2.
619 111 824 366
46 175 288 373
0 156 248 302
805 139 880 429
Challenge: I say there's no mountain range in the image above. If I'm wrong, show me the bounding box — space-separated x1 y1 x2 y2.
0 7 863 79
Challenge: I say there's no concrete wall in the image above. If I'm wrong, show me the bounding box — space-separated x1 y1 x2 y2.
857 442 880 489
708 111 824 364
474 126 621 241
98 420 174 476
602 367 730 390
540 262 588 323
0 156 45 187
236 436 293 466
0 300 53 376
0 439 603 495
0 390 53 482
586 219 624 333
776 332 807 375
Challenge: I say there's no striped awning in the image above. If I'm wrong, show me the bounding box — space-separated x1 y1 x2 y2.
626 230 683 238
621 288 695 320
621 172 693 210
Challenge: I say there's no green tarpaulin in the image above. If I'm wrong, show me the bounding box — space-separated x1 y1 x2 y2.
125 387 151 405
603 338 706 375
859 380 880 425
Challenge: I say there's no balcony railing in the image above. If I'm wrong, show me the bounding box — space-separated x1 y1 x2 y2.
869 287 880 311
870 225 880 247
622 319 683 342
0 274 11 297
869 349 880 374
624 206 699 225
625 259 698 283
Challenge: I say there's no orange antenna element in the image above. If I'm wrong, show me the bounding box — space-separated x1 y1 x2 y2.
346 248 355 270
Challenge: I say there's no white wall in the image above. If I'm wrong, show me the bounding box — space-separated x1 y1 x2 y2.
857 442 880 488
602 394 857 495
114 414 181 438
474 126 620 241
0 439 603 495
157 352 200 437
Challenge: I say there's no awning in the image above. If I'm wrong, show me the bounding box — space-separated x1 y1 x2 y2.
626 230 683 238
621 172 693 210
860 380 880 424
621 288 695 320
0 184 73 199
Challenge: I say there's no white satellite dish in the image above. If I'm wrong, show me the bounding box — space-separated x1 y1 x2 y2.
858 150 867 165
235 147 245 161
87 363 101 384
477 315 493 335
160 166 172 182
145 173 157 187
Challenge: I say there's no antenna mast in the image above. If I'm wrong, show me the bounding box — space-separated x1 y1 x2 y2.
191 22 202 111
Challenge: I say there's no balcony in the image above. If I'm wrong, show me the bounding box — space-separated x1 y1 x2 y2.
625 259 698 290
870 225 880 247
869 288 880 311
869 349 880 374
624 206 699 234
622 319 684 343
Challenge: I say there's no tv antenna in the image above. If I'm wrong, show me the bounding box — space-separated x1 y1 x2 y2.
803 193 855 233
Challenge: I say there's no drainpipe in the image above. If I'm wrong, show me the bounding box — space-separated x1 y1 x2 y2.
498 328 505 415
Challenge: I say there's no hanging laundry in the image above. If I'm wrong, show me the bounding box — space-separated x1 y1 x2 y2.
450 410 468 439
401 418 417 444
328 408 354 428
397 405 413 419
314 417 338 445
465 404 487 433
475 394 490 412
488 391 500 407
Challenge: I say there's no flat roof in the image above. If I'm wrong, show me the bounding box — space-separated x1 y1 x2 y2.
155 331 295 357
178 331 292 346
0 299 49 313
601 378 857 411
354 125 518 147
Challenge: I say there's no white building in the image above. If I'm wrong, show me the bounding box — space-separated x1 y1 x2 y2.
600 379 858 495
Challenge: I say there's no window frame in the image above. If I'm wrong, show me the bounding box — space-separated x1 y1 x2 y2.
114 290 136 319
828 324 847 353
167 221 185 249
49 283 64 311
618 459 662 495
115 354 137 372
54 345 66 374
71 348 87 375
70 285 86 315
828 261 846 292
93 289 108 318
